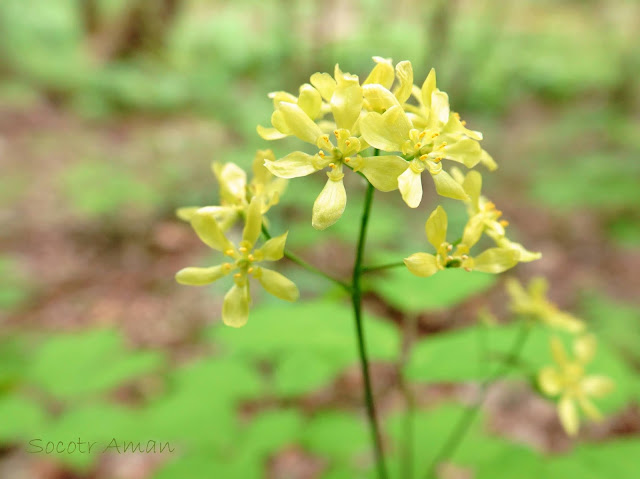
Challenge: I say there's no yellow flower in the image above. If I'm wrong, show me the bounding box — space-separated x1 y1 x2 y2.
175 198 299 327
176 150 287 230
259 64 409 229
506 277 585 333
404 205 519 278
452 169 542 263
538 335 614 436
359 67 495 208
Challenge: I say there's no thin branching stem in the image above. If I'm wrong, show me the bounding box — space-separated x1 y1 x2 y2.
362 261 406 273
261 224 351 292
424 320 532 479
398 313 419 479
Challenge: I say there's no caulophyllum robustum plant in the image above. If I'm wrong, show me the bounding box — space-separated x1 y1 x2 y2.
175 57 614 478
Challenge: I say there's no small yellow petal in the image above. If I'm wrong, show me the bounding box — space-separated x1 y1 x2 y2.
574 334 597 365
430 169 469 201
393 60 413 104
357 155 408 192
271 109 292 135
278 102 323 144
264 151 322 178
257 125 287 140
331 67 363 130
176 206 199 222
363 56 395 89
312 175 347 230
194 206 238 231
176 265 230 286
398 166 423 208
426 205 448 250
421 68 436 109
441 138 482 168
362 84 400 112
578 396 603 421
404 253 439 277
298 83 323 119
461 214 484 248
480 149 498 171
252 149 276 185
213 162 247 203
222 283 250 328
191 211 234 252
558 396 580 436
550 337 569 367
471 248 519 273
462 171 482 211
257 267 299 302
310 72 336 102
581 376 615 398
255 232 288 261
242 197 263 248
538 366 563 396
429 90 450 125
360 106 411 152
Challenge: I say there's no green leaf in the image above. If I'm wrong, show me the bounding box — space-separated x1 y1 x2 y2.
0 334 27 390
273 350 340 397
26 329 164 400
153 452 261 479
212 301 400 396
0 394 48 443
580 293 640 362
143 357 262 453
386 404 512 475
474 444 545 479
302 411 370 463
242 409 303 459
565 438 640 478
39 402 141 471
371 268 496 314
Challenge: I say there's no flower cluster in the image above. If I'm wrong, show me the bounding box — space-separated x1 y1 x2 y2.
177 150 287 230
538 335 614 436
506 277 613 435
176 198 298 327
177 57 542 324
258 57 537 278
258 57 496 229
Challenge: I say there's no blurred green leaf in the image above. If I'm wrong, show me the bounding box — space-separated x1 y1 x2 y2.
0 394 48 443
211 301 399 397
581 294 640 362
302 411 370 463
371 268 496 314
143 357 262 453
242 409 303 459
531 153 640 211
60 161 160 218
153 452 261 479
273 350 340 397
26 329 163 400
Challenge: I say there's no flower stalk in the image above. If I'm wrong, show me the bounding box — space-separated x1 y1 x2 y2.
351 170 390 479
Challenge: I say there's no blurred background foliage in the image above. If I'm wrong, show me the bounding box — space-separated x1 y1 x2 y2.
0 0 639 478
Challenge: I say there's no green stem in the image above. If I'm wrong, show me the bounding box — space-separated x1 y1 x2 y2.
352 177 389 479
424 321 532 479
398 314 419 479
261 224 351 292
362 261 406 273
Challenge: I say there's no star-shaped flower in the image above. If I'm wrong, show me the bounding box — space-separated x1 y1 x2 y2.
538 335 614 436
176 198 299 327
404 205 520 278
